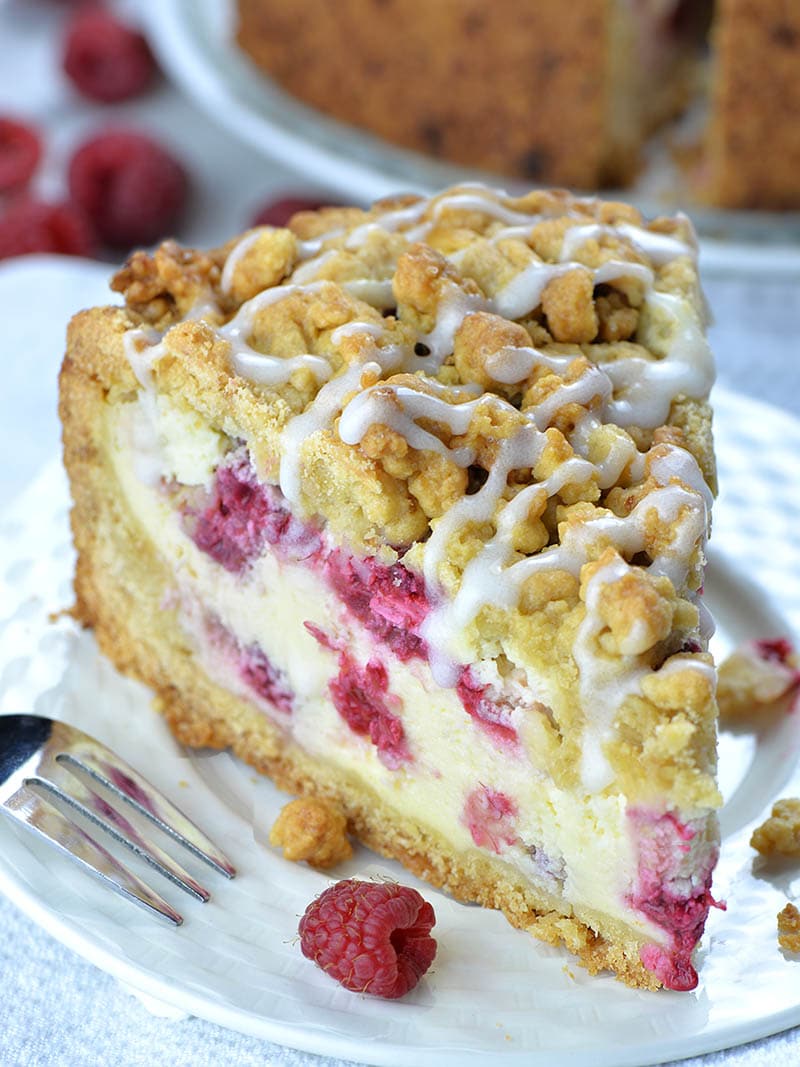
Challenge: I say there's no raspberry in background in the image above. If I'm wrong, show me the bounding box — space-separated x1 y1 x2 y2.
251 196 328 228
68 129 187 248
0 118 42 194
0 198 95 260
63 7 156 104
298 879 437 998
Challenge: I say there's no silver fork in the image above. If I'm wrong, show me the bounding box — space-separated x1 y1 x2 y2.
0 714 236 924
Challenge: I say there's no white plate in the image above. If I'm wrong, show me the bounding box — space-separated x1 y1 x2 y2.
143 0 800 258
1 388 800 1067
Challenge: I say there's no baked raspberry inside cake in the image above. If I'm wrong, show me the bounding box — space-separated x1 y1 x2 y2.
60 184 721 990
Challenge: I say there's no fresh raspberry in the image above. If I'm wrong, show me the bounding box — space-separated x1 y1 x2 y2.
63 8 156 103
298 879 437 998
68 129 187 247
0 118 42 194
0 198 96 260
251 196 327 228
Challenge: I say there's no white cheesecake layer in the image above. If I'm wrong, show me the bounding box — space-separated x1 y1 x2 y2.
109 399 712 950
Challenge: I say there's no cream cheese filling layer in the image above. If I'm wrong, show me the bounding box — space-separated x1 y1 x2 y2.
105 398 717 950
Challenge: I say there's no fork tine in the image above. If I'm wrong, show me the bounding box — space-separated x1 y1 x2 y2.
3 782 183 925
56 741 236 879
30 769 211 902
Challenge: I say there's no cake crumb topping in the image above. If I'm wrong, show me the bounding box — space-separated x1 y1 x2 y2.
109 183 719 804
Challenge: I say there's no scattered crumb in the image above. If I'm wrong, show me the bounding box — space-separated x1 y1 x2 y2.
778 903 800 952
269 796 353 869
178 779 188 788
717 639 800 723
751 798 800 856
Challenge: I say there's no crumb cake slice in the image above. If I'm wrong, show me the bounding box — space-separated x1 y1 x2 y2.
60 185 721 991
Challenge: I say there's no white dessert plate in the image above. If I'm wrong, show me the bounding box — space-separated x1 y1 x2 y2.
143 0 800 259
1 386 800 1067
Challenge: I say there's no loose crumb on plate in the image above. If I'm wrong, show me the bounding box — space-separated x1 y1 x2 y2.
751 799 800 856
778 903 800 952
270 795 353 869
717 638 800 723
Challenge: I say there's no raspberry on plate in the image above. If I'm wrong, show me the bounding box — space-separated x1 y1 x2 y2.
0 198 95 260
68 129 187 248
0 118 42 194
63 8 156 103
298 879 437 998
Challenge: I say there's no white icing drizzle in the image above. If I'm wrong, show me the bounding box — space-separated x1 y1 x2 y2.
330 321 385 345
485 343 573 385
291 248 339 283
575 557 715 792
488 259 654 321
278 343 405 505
220 227 270 294
339 385 480 467
219 282 332 388
344 200 430 250
575 556 645 792
296 230 344 259
122 327 163 388
429 191 547 227
230 349 332 387
279 362 367 504
341 278 396 308
526 364 612 432
420 287 486 367
601 290 713 428
559 221 695 266
125 183 716 796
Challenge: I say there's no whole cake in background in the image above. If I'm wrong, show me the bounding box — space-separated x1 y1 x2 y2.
236 0 800 210
60 184 721 991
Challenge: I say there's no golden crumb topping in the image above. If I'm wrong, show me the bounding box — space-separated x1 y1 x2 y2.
102 183 718 804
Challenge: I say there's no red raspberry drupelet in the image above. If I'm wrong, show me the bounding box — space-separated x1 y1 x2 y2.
68 129 187 248
0 118 42 194
298 879 437 998
63 8 156 104
0 198 95 260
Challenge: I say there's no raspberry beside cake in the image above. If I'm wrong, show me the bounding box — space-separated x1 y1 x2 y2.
60 185 721 991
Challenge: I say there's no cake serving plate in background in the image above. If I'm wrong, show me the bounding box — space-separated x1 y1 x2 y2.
142 0 800 254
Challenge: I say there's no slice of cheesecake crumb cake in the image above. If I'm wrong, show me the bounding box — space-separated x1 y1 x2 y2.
60 184 722 990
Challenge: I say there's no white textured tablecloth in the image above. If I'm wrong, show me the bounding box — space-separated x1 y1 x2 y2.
2 3 800 1065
